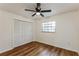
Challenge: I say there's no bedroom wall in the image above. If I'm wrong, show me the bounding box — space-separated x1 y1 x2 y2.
34 10 79 52
0 10 33 53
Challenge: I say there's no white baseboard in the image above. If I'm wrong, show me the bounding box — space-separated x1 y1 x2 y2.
0 48 14 53
36 40 79 54
0 41 33 54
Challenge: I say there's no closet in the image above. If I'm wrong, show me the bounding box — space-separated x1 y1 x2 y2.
14 19 33 47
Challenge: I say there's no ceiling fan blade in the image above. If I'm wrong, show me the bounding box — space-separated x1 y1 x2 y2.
40 13 44 17
37 3 41 8
32 13 36 16
25 9 36 12
41 10 51 12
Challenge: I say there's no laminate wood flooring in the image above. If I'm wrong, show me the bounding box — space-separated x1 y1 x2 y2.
0 41 78 56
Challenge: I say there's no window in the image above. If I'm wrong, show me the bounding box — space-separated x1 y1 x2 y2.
42 21 56 32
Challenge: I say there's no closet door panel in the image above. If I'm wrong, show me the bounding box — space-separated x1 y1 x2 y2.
14 20 33 47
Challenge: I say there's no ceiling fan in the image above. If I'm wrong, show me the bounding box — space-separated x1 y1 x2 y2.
25 3 52 17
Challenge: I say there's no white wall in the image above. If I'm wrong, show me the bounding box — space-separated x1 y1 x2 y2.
34 10 79 52
0 10 33 53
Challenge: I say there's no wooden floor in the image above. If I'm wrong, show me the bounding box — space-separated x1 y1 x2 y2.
0 41 78 56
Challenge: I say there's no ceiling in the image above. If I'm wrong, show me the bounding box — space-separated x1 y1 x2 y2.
0 3 79 19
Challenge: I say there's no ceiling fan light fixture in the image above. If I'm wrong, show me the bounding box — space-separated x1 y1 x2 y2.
36 12 40 15
25 3 51 17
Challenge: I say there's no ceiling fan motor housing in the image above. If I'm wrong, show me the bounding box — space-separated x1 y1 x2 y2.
36 8 41 12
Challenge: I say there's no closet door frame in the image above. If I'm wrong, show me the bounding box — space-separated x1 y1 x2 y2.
13 19 33 47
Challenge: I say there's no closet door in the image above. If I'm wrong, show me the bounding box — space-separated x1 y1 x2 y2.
14 19 33 47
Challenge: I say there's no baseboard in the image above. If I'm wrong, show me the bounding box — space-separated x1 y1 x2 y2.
15 41 34 48
33 41 79 54
0 41 33 54
0 48 14 53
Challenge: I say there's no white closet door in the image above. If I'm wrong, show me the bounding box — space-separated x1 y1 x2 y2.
14 19 33 47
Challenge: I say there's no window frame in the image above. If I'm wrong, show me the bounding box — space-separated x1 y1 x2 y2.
41 21 56 33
